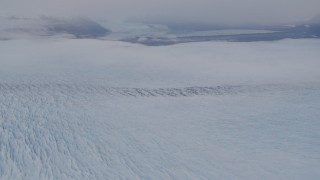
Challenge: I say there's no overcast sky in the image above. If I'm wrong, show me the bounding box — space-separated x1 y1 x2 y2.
1 0 320 25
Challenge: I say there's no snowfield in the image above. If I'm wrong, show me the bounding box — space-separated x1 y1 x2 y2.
0 39 320 179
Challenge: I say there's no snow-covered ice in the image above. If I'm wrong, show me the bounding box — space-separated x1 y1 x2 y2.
0 38 320 179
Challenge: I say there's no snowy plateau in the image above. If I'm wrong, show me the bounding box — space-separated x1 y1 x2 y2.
0 37 320 179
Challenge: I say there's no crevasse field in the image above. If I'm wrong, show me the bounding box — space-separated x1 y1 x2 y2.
0 39 320 179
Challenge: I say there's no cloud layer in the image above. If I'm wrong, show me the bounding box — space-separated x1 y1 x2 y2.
1 0 320 25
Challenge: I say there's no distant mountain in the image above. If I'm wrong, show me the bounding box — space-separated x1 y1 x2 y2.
42 16 111 38
122 20 320 46
1 16 319 45
0 16 111 40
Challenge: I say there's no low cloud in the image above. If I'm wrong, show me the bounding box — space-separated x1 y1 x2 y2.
1 0 320 25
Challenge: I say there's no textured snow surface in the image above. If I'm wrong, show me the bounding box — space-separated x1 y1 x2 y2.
0 39 320 179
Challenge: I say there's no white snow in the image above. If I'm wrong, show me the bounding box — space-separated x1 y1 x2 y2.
0 38 320 179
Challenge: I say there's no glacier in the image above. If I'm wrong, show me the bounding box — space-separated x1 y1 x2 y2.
0 38 320 179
